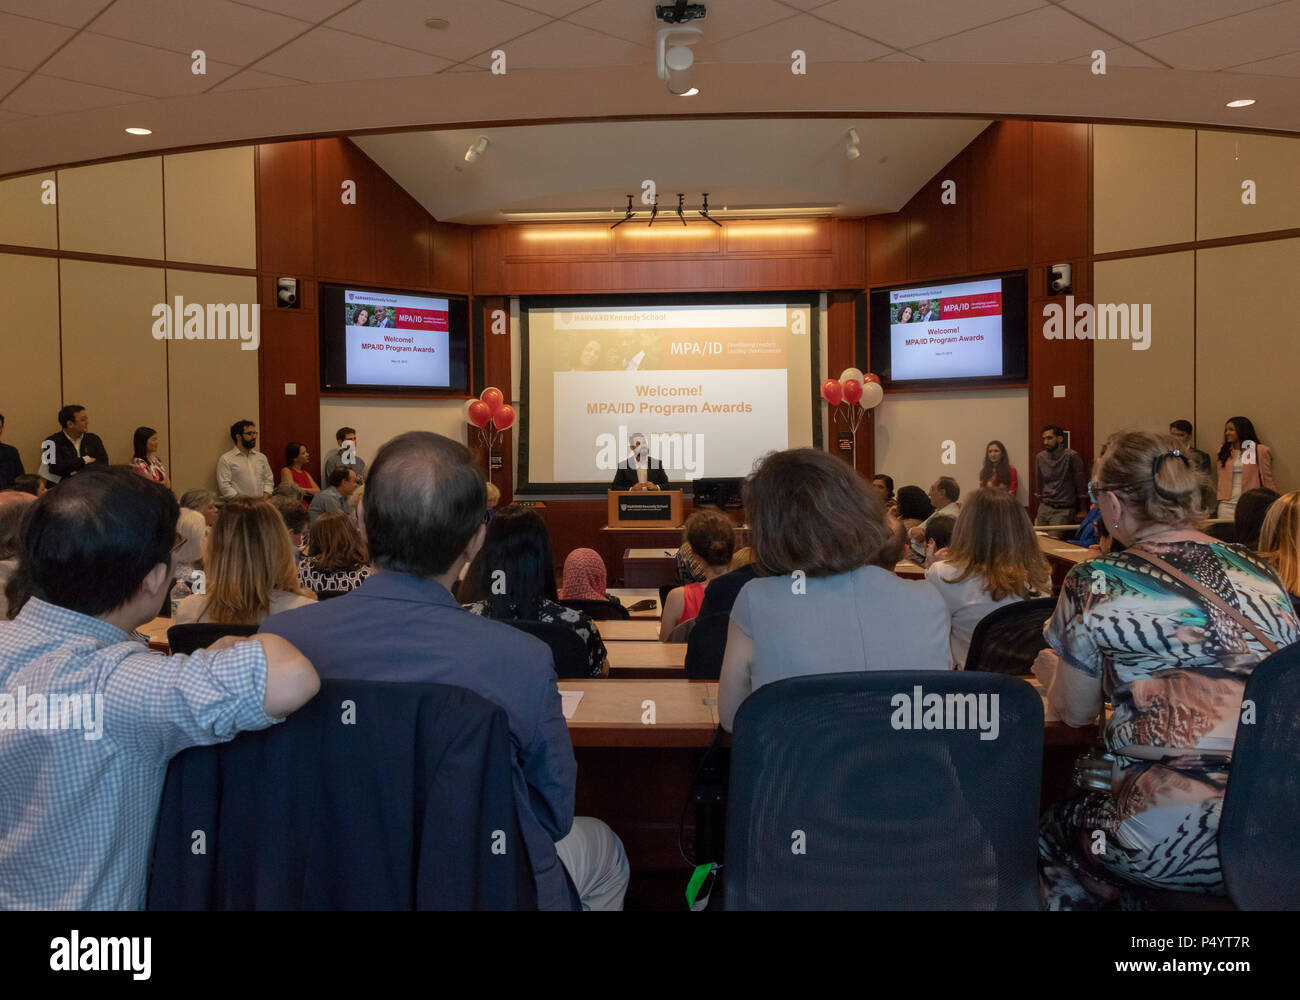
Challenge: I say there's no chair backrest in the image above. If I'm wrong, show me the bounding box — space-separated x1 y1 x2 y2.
501 618 590 678
1207 521 1236 544
315 588 348 601
167 622 259 654
684 613 730 679
724 671 1043 910
557 598 630 621
665 617 696 643
1219 642 1300 909
148 679 535 910
963 597 1057 674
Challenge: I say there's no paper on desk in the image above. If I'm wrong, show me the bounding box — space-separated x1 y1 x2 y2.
560 690 584 719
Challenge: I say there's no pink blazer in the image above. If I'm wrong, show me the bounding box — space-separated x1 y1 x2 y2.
1216 444 1275 500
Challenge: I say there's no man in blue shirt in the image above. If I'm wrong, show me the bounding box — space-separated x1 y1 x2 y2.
0 467 319 909
261 431 628 910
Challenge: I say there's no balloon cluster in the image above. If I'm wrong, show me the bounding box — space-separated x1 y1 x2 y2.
820 367 883 460
464 387 515 459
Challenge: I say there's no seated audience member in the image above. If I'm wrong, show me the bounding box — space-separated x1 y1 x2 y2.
167 507 208 615
731 546 755 569
0 413 23 490
347 483 363 515
0 466 318 908
268 494 308 560
558 548 620 607
1259 491 1300 614
217 420 273 499
0 491 35 619
41 404 108 485
462 506 608 678
872 512 909 570
259 431 629 910
675 538 707 585
322 426 367 485
911 477 960 539
174 498 316 625
485 481 501 517
924 489 1050 668
920 514 956 566
872 474 898 514
1036 432 1298 909
11 474 44 497
1234 487 1280 551
281 442 320 502
661 511 736 641
896 485 933 532
1215 416 1275 519
180 487 219 528
1169 419 1216 512
271 481 305 504
718 449 952 731
130 425 169 487
298 511 372 596
980 440 1018 496
308 467 358 525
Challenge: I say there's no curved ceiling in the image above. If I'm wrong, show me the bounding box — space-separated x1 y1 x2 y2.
2 0 1299 178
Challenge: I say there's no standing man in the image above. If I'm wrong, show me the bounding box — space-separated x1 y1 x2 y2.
41 405 108 486
0 413 23 491
1034 425 1088 526
323 427 367 484
610 432 669 490
308 467 358 525
1169 419 1217 514
216 419 274 499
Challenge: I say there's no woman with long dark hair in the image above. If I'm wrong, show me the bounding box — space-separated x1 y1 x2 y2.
280 441 320 503
130 426 169 487
461 506 607 677
979 439 1017 497
1216 416 1275 519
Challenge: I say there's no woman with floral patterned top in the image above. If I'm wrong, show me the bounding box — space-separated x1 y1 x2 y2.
460 505 607 678
297 511 371 596
1035 431 1298 909
130 426 169 488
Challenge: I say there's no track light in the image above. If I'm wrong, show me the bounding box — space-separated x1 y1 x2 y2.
657 25 702 96
845 128 861 160
464 136 489 164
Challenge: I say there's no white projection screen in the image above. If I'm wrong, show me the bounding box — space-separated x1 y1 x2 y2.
521 295 819 491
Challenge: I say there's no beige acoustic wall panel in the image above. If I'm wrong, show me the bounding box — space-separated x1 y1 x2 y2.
1094 126 1195 254
318 398 468 471
59 259 167 469
164 270 260 494
57 157 164 260
164 147 256 269
1092 252 1195 448
0 172 58 249
1197 238 1300 494
0 253 62 472
873 390 1029 507
1198 131 1300 241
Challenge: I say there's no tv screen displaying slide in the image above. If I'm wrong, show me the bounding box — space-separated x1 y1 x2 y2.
521 294 818 490
319 283 469 394
868 270 1027 388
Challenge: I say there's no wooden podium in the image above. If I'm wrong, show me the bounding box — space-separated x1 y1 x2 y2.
606 489 683 529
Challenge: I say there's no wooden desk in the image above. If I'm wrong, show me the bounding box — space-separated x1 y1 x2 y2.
607 588 661 619
596 619 661 641
599 524 750 584
559 679 717 747
606 640 687 678
1037 533 1092 589
894 559 925 578
137 616 172 653
622 548 680 590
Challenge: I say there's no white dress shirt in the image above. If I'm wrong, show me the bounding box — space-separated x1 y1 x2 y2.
216 447 274 499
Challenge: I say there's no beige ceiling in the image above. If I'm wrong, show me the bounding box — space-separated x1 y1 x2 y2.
2 0 1299 178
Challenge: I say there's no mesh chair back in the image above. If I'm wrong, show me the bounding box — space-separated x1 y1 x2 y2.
666 617 696 643
684 613 730 680
167 623 259 654
724 671 1043 910
1220 642 1300 909
501 618 590 678
557 598 630 621
315 589 349 601
1207 521 1237 544
964 597 1056 674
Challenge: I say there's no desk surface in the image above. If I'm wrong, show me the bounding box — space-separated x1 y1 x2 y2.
597 619 661 641
606 640 687 678
560 679 717 746
606 588 661 618
1037 534 1093 565
138 616 172 652
625 547 678 560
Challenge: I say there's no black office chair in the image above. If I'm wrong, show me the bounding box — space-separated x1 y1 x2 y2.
1219 642 1300 909
684 612 730 680
167 623 259 654
963 598 1057 674
557 598 630 621
500 619 592 679
724 671 1043 910
315 588 349 601
1207 521 1236 544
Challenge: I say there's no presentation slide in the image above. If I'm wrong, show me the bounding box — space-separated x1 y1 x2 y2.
526 301 814 485
887 278 1004 380
342 288 450 388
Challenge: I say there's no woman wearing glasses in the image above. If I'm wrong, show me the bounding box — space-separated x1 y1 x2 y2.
1035 431 1298 908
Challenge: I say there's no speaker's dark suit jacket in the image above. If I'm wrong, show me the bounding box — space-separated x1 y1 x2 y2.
43 431 108 480
610 457 669 490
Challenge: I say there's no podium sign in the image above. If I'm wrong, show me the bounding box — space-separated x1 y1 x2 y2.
607 490 683 529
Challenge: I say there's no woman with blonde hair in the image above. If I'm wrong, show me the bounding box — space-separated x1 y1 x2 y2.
174 498 316 625
1036 431 1297 908
298 511 372 596
1258 490 1300 613
924 488 1049 668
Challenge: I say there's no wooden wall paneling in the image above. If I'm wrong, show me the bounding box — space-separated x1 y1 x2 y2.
472 226 504 293
969 122 1031 272
906 150 970 281
257 141 314 276
504 224 610 259
825 290 872 474
724 219 830 255
258 308 321 488
313 138 375 284
1031 122 1090 264
373 173 430 290
1027 287 1094 518
431 222 472 293
866 214 907 287
830 218 866 288
617 226 721 256
478 295 513 502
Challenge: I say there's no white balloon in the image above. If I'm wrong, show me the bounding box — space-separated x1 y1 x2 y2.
839 367 864 386
462 398 479 424
860 382 884 409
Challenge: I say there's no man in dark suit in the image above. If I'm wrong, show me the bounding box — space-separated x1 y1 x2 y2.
0 413 23 490
261 431 628 910
1170 419 1217 513
41 405 108 486
610 432 669 490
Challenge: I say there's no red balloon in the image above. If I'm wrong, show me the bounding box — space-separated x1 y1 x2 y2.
493 404 516 430
480 387 504 416
820 379 843 406
842 378 863 405
467 400 492 428
862 372 881 385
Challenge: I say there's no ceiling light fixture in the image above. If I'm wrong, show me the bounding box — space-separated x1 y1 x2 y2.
1226 98 1255 108
463 136 489 164
845 127 861 160
125 127 152 135
610 194 636 229
423 17 450 30
657 24 703 96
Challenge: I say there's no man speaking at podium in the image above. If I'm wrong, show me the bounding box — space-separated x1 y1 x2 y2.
610 432 669 491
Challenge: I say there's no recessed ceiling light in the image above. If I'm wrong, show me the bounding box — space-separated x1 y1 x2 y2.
1226 98 1255 108
125 127 152 135
424 17 450 30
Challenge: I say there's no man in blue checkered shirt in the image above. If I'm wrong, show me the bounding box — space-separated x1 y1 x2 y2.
0 467 319 909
